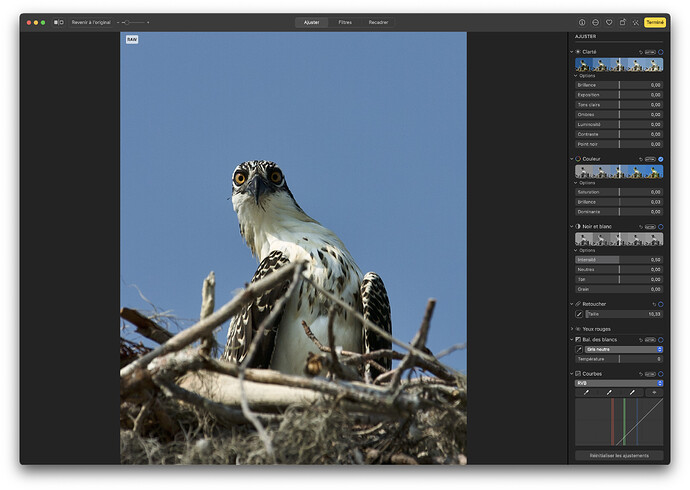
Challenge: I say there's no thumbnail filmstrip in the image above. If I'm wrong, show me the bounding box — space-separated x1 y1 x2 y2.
575 165 663 179
576 232 663 247
575 57 663 72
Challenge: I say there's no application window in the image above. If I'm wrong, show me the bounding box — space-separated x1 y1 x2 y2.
19 13 670 465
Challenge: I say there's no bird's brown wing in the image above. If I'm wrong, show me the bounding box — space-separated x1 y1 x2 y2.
360 272 392 371
221 250 291 368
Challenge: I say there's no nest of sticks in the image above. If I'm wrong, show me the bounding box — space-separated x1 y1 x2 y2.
120 263 467 464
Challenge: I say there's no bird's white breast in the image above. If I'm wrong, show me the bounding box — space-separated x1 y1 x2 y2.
234 190 364 375
263 229 363 375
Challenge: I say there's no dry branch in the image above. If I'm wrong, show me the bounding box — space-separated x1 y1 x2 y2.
180 370 397 426
199 271 216 355
120 307 174 345
152 374 279 426
180 370 319 410
344 349 453 382
326 307 343 377
325 307 360 380
302 319 453 383
388 299 436 388
200 271 216 319
133 347 429 419
435 343 467 359
300 272 460 377
301 320 326 351
132 395 155 434
240 262 306 370
201 356 424 417
120 261 303 379
120 337 153 369
237 262 306 461
391 453 418 465
120 260 467 465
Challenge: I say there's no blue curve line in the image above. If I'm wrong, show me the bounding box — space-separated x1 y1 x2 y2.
636 398 639 446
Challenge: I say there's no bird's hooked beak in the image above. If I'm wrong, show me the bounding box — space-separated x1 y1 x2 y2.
247 175 269 205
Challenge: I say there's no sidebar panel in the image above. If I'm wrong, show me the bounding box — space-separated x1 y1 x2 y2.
567 27 670 464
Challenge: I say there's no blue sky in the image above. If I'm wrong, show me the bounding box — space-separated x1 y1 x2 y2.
120 31 467 372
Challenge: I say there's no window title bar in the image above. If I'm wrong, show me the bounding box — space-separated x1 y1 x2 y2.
20 13 670 33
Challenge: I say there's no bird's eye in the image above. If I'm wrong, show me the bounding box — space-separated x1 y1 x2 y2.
234 172 247 185
269 170 282 183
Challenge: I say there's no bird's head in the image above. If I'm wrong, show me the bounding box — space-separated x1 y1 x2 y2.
231 160 315 256
231 160 297 209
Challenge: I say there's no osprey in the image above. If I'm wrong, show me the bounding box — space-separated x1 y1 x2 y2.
221 160 392 376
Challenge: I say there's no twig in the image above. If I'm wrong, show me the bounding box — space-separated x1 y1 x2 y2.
240 262 306 369
302 320 326 350
348 356 388 376
372 354 457 385
401 376 461 388
132 394 155 434
120 307 174 345
391 453 418 465
389 299 436 389
238 261 306 462
200 271 216 319
354 422 384 436
199 271 216 356
302 320 448 381
326 307 347 380
435 343 467 359
302 321 387 377
120 261 301 379
300 273 459 377
372 369 399 385
238 376 275 461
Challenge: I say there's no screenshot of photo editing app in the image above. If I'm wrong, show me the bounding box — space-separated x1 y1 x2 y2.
19 13 670 465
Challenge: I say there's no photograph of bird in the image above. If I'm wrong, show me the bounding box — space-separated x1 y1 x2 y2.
221 160 392 377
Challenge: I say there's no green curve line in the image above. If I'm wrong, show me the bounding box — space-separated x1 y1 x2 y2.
623 398 627 446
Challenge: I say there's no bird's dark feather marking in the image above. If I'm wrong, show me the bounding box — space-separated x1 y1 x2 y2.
361 272 392 372
221 250 290 368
